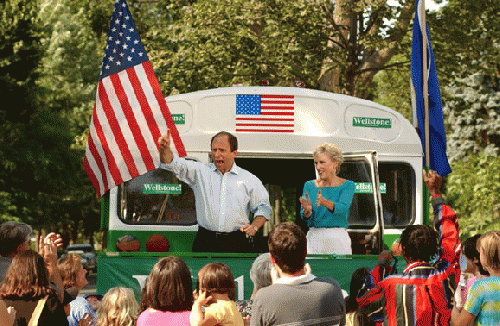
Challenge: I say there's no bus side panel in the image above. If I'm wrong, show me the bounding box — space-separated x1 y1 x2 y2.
96 254 407 301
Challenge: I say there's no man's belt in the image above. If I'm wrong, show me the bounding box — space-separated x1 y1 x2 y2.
198 226 242 238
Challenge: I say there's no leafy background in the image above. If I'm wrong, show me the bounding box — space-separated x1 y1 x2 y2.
1 0 499 245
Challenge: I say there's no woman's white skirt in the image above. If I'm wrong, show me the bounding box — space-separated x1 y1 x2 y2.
306 227 352 255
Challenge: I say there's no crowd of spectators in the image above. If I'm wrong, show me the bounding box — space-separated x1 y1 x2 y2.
1 169 500 326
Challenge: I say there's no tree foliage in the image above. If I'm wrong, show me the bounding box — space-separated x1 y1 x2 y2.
443 74 500 162
430 0 500 88
2 0 500 241
148 0 417 98
446 154 500 238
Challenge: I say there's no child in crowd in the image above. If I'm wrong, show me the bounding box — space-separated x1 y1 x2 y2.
451 231 500 326
454 235 489 311
345 268 375 326
96 287 138 326
191 262 244 326
137 256 193 326
85 294 103 318
358 170 461 325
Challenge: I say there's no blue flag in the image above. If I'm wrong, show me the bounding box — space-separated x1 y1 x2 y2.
410 0 451 176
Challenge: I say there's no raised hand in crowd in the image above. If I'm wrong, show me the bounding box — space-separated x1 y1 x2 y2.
423 169 442 196
39 233 65 302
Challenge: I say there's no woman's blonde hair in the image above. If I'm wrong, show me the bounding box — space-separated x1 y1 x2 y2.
96 287 139 326
57 253 83 290
313 143 344 173
478 231 500 270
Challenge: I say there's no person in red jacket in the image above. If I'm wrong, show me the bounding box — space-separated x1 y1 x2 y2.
358 169 461 326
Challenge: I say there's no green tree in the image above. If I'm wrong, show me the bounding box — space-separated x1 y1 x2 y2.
429 0 500 89
443 74 500 162
446 154 500 238
148 0 417 98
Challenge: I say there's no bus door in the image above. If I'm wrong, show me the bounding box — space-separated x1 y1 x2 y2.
339 151 384 255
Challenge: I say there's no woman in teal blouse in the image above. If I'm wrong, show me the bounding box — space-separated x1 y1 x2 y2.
300 143 355 255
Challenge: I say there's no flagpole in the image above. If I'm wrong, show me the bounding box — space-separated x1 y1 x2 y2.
421 0 430 169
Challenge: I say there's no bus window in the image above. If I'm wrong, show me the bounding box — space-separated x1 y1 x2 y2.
234 155 380 229
379 162 415 228
340 159 378 228
117 168 197 225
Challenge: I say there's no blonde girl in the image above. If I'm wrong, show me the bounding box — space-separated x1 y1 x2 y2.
191 262 244 326
451 231 500 326
96 287 139 326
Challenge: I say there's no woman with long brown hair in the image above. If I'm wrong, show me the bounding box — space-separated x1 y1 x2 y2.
0 250 68 326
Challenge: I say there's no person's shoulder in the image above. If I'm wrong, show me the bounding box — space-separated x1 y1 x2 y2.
304 180 317 188
45 292 64 313
341 180 356 189
233 165 263 182
70 296 92 312
474 275 500 288
314 277 342 290
253 283 284 302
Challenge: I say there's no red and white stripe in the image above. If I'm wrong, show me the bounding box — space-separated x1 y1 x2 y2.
236 95 294 133
84 61 185 198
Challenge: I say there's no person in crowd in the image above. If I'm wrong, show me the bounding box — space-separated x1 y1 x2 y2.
0 221 33 282
451 231 500 326
158 130 272 252
96 287 138 326
236 253 273 325
357 169 461 325
251 222 346 326
0 221 65 303
137 256 193 326
345 268 375 326
454 234 489 312
58 253 95 326
0 250 68 326
0 300 15 326
191 262 244 326
299 143 356 255
0 222 62 280
86 293 103 318
249 253 273 298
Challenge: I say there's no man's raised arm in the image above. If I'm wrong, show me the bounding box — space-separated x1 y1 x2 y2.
158 129 174 164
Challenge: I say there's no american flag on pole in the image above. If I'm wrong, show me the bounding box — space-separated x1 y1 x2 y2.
410 0 451 176
235 94 294 133
84 0 185 198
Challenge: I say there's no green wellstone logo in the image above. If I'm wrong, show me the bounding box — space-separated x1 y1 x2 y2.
172 114 185 125
355 182 387 194
352 117 391 129
143 184 182 194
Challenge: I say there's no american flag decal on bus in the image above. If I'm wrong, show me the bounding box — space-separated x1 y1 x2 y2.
235 94 294 133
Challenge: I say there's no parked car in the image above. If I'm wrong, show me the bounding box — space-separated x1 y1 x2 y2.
63 244 97 274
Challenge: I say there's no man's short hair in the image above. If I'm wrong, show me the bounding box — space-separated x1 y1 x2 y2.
211 131 238 152
0 221 32 257
400 225 438 262
268 222 307 274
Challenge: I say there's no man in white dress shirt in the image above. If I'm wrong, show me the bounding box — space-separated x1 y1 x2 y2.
158 130 271 252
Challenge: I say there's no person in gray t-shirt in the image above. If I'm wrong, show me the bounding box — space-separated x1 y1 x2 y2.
251 222 346 326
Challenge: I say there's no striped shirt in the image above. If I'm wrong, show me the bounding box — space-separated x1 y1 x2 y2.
358 196 461 326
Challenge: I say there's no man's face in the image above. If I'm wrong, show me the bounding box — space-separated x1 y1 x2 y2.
211 135 237 174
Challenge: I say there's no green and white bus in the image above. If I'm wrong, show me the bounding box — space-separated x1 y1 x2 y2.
97 86 426 299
